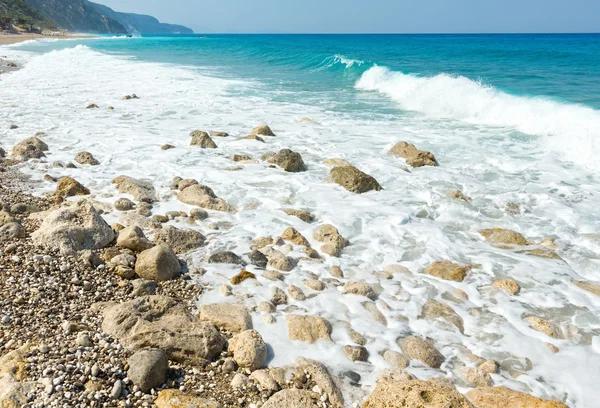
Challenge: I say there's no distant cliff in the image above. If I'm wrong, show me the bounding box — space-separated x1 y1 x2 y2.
25 0 126 33
0 0 57 29
89 2 193 34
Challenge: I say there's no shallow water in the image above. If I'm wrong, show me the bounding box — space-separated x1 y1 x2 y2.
2 35 600 407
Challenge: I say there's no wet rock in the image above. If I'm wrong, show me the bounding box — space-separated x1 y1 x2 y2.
55 177 90 198
208 251 244 264
268 256 297 271
87 104 99 108
425 260 470 282
492 279 521 295
263 389 317 408
389 141 438 167
283 208 315 223
523 316 563 339
249 250 268 268
239 134 265 142
32 201 114 254
573 280 600 296
271 287 288 305
466 386 568 408
344 345 369 362
458 367 493 387
74 151 99 166
230 153 253 162
313 224 349 257
383 350 409 368
114 198 135 211
161 144 175 150
362 302 388 326
112 175 157 203
282 227 310 246
364 378 472 408
210 131 229 137
268 149 307 172
342 281 377 300
287 315 332 343
198 303 252 333
102 295 225 363
330 165 382 194
122 94 139 100
153 225 205 254
127 349 168 392
288 285 306 301
303 279 325 291
479 228 530 246
190 132 217 148
190 207 209 220
295 357 344 408
251 125 275 136
229 329 267 371
178 184 236 213
449 189 471 201
230 270 256 285
117 226 154 252
399 336 444 368
264 270 284 281
478 360 499 374
329 265 344 278
420 299 464 333
155 389 223 408
134 244 181 281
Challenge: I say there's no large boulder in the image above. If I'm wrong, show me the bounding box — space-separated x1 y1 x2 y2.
268 149 306 172
178 184 236 213
466 386 568 408
389 141 438 167
330 166 382 194
155 389 223 408
425 261 470 282
263 389 318 408
287 315 332 343
197 303 252 333
228 329 267 371
398 336 444 368
251 125 275 136
101 296 225 363
112 176 157 203
31 202 114 254
117 226 154 252
127 349 168 393
153 225 205 254
295 358 344 408
11 137 48 160
74 151 99 166
135 244 181 281
364 378 473 408
55 177 90 198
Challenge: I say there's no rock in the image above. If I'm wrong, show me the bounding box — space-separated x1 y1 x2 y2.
178 184 236 213
231 270 256 285
342 282 377 300
282 227 310 246
389 141 438 167
198 303 252 333
399 336 444 368
102 296 225 363
466 386 568 408
55 177 90 198
155 389 223 408
127 349 168 392
283 208 315 223
153 225 205 254
364 378 472 408
287 315 332 343
208 251 244 264
323 158 352 167
573 280 600 296
190 207 209 220
32 202 114 254
329 265 344 277
268 149 306 172
117 226 154 252
190 133 217 148
114 198 135 211
249 250 268 268
383 350 409 368
250 369 280 392
425 261 470 282
492 279 521 295
313 224 349 257
478 360 499 374
329 166 382 194
303 279 325 291
0 345 35 407
229 329 267 371
344 345 369 362
251 125 275 136
135 244 181 281
74 152 99 166
122 94 139 100
420 299 464 333
131 279 158 297
458 367 493 387
112 176 157 203
523 316 563 339
210 131 229 137
288 285 306 301
479 228 530 246
87 104 99 109
239 134 265 142
161 144 175 150
0 222 25 242
0 211 16 227
296 357 344 408
263 389 318 408
449 189 471 201
119 213 160 230
230 154 253 162
268 255 297 271
271 287 288 305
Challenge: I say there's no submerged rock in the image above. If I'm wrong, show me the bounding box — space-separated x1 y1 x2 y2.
389 141 438 167
329 166 382 194
425 261 470 282
420 299 464 333
282 208 315 223
523 316 564 339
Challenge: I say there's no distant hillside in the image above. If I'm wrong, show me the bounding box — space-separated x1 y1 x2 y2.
89 2 193 34
0 0 57 29
24 0 127 33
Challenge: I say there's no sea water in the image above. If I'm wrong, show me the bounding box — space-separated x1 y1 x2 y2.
2 34 600 407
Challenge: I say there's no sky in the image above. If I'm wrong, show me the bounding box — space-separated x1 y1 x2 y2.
95 0 600 34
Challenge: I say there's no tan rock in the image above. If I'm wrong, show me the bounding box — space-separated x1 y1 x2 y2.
281 227 310 246
425 261 470 282
288 285 306 301
573 280 600 296
155 389 223 408
399 336 444 368
479 228 530 246
295 357 344 408
263 389 318 408
523 316 563 339
268 149 306 172
229 329 267 371
74 151 99 166
466 386 568 408
303 279 325 291
230 270 256 285
190 133 217 148
268 256 296 271
344 345 369 362
313 224 349 257
329 265 344 277
329 165 382 194
239 134 265 142
0 345 35 408
230 154 252 162
282 208 315 223
364 378 473 408
362 302 388 326
492 279 521 295
342 281 377 300
478 360 499 374
420 299 464 333
177 184 236 213
11 136 48 160
198 303 252 333
112 176 157 203
287 315 332 343
134 244 181 281
55 177 90 198
251 125 275 136
153 225 205 254
117 226 154 252
458 367 493 387
383 350 409 368
210 131 229 137
389 141 438 167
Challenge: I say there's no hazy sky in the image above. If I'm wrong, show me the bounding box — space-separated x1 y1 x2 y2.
95 0 600 34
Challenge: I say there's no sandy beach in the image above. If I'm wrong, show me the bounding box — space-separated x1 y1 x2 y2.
0 34 95 45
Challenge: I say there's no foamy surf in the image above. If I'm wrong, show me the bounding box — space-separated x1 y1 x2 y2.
1 40 599 407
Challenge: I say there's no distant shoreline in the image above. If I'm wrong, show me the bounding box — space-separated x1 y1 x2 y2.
0 34 98 46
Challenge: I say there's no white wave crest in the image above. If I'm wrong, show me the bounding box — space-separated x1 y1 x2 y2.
356 66 600 170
